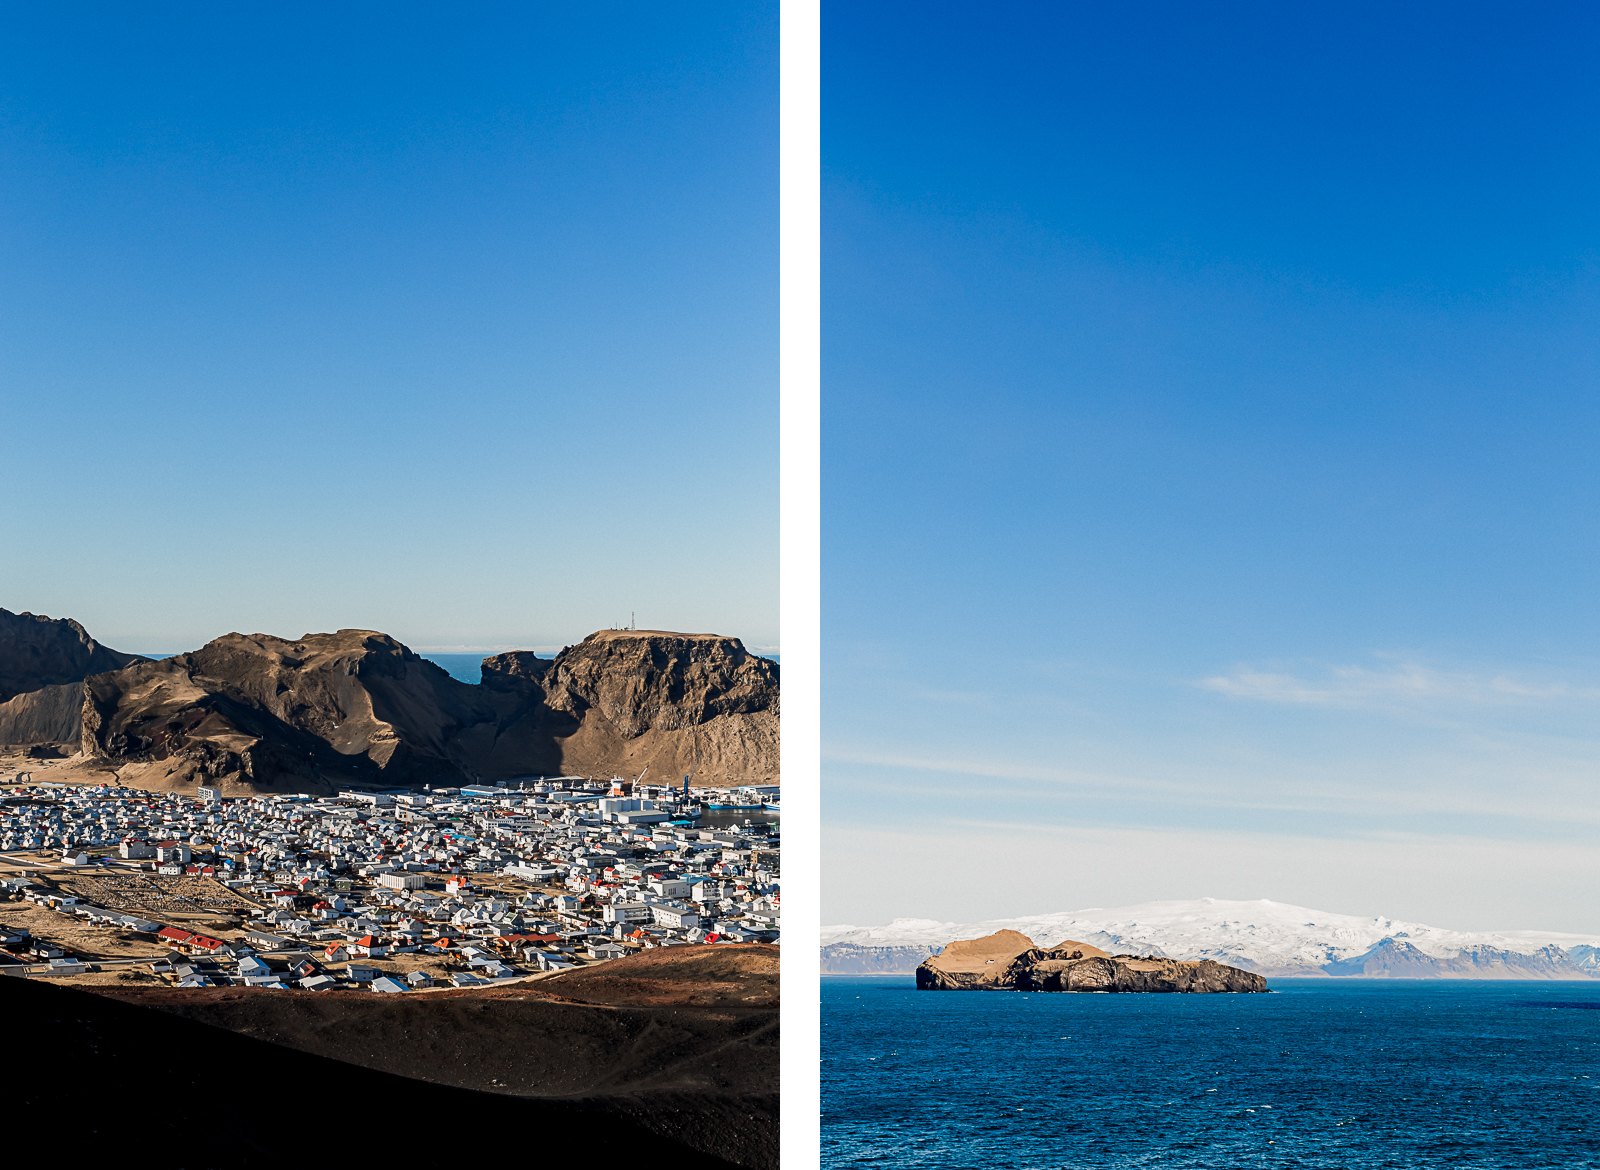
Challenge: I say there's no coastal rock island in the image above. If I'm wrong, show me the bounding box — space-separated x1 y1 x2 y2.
915 930 1267 993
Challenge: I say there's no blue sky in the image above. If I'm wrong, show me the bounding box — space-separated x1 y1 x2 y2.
0 4 776 655
824 2 1600 930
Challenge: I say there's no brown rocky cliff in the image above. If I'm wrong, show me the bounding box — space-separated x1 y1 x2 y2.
532 630 779 733
481 629 779 785
479 650 552 686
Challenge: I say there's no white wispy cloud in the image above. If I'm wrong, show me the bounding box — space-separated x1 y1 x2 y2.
1198 658 1600 709
821 746 1187 796
827 741 1600 826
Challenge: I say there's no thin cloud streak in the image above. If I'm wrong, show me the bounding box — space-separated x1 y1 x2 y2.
822 746 1188 796
1199 658 1600 709
824 743 1600 829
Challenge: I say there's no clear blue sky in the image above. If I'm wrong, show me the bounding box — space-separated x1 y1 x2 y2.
1 4 776 655
824 2 1600 931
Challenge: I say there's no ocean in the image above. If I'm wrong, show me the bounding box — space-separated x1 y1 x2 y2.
422 653 495 683
822 976 1600 1168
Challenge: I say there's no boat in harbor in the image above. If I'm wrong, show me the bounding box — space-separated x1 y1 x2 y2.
706 785 778 812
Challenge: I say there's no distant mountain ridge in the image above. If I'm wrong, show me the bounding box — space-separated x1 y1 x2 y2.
823 898 1600 980
0 611 777 790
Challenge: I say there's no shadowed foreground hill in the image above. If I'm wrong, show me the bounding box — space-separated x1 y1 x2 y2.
2 971 754 1169
91 944 779 1168
0 612 778 790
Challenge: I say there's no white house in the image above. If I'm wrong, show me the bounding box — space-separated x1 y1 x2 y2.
650 902 701 930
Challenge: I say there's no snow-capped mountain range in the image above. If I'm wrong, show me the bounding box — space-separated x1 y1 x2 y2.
821 898 1600 979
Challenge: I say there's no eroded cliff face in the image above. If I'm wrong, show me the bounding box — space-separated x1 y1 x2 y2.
533 630 779 732
480 630 779 785
915 931 1267 993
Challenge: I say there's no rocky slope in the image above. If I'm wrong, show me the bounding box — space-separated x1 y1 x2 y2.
80 630 491 790
0 609 146 750
0 682 87 751
915 930 1266 993
1 614 777 792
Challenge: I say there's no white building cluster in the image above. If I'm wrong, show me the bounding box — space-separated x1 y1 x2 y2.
0 778 779 992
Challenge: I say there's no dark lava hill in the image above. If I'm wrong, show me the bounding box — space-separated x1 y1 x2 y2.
92 943 777 1167
4 969 758 1168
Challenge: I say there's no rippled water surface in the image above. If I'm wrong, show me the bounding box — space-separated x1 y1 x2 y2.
822 977 1600 1168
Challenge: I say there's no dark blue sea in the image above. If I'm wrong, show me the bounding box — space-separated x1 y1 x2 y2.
423 653 492 684
822 977 1600 1168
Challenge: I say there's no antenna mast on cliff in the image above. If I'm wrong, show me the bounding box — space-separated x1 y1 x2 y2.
630 611 635 630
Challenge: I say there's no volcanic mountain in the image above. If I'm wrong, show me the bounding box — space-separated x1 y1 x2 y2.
0 613 777 791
